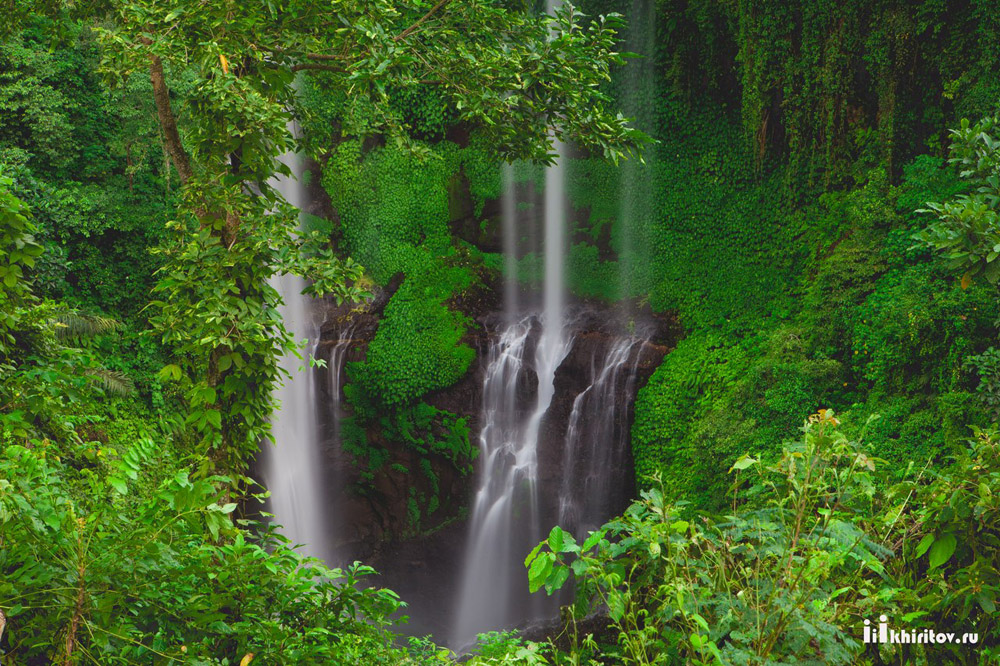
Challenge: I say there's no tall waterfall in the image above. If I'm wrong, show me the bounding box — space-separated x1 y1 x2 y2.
262 139 331 560
502 164 520 320
618 0 657 299
266 272 329 558
454 319 543 644
453 0 572 645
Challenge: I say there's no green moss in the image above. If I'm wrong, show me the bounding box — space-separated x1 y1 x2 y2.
348 258 476 409
632 156 999 510
320 137 501 410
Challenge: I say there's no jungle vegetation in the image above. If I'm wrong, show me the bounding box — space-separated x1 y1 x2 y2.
2 0 1000 664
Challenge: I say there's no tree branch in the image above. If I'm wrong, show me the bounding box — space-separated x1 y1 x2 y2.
148 52 194 185
290 63 346 73
301 52 344 61
394 0 452 42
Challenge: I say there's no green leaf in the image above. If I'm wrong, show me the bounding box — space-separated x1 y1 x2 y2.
691 613 710 631
524 541 543 568
607 590 625 621
582 529 605 551
528 552 554 593
729 454 758 472
548 525 564 553
109 476 128 495
928 534 957 570
914 533 935 558
548 565 570 593
158 364 182 381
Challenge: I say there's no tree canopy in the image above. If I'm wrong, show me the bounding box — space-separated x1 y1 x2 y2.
6 0 645 472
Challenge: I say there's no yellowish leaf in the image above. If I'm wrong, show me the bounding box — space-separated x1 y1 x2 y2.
220 54 230 74
239 654 253 666
961 272 971 290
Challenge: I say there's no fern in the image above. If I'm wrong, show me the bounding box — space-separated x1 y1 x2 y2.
53 312 122 342
85 367 136 397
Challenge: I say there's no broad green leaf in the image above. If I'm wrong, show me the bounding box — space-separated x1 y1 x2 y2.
109 476 128 495
528 552 554 593
914 533 935 558
548 525 564 553
928 534 957 569
730 454 758 472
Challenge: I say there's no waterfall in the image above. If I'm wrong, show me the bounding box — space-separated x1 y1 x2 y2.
502 164 520 320
454 318 532 644
265 272 329 558
321 322 355 563
618 0 657 300
454 58 572 648
558 336 644 534
453 315 574 647
327 324 355 465
450 0 663 648
262 134 332 560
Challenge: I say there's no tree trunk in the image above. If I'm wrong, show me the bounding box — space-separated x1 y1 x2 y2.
148 53 193 185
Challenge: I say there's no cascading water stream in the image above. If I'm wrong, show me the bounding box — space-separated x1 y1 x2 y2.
453 0 574 647
327 324 355 463
502 164 520 321
319 322 356 563
265 272 329 559
454 10 571 639
454 309 577 645
558 336 645 534
449 0 663 647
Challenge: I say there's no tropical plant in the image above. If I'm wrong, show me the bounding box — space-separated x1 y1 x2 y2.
917 112 1000 288
529 410 887 665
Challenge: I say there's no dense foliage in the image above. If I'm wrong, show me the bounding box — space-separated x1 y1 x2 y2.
530 411 1000 665
4 0 1000 663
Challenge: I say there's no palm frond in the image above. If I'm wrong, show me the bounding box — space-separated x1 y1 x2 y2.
53 312 122 341
85 367 136 396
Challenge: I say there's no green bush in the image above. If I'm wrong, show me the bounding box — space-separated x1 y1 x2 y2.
532 412 1000 666
347 259 476 409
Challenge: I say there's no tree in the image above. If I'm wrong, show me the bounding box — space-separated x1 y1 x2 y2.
21 0 647 475
917 111 1000 288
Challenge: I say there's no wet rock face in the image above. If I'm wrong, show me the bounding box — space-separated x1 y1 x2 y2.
536 329 672 530
308 287 478 562
316 283 680 551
